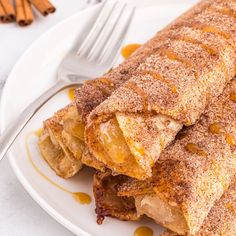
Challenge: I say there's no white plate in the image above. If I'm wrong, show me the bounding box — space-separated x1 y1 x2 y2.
0 1 198 235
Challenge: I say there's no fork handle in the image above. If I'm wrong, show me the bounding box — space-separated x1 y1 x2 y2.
0 80 79 162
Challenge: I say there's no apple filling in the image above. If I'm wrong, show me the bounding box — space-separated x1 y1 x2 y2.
95 116 146 178
135 194 188 235
99 118 132 164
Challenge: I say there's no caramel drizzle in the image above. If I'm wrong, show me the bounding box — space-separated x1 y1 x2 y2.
225 134 236 146
172 34 229 82
160 48 199 80
206 6 236 78
97 77 114 87
211 6 236 21
174 21 233 82
190 23 232 41
68 87 77 101
85 77 113 96
26 133 92 205
209 122 223 134
139 70 178 93
225 202 235 213
175 36 219 56
173 35 228 81
185 143 207 156
125 81 148 111
190 23 233 80
230 92 236 102
209 122 236 146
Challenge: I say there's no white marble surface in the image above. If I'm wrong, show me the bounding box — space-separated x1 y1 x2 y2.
0 1 92 235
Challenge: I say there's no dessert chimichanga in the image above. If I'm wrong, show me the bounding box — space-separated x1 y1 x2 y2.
161 180 236 236
85 0 236 180
39 0 195 178
118 79 236 235
93 171 236 235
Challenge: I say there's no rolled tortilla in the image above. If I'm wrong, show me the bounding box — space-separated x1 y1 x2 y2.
39 103 105 178
160 179 236 236
85 0 236 180
126 80 236 235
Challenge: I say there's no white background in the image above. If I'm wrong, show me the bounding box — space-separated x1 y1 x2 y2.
0 1 88 235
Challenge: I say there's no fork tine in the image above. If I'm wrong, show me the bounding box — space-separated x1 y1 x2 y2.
98 5 136 65
87 2 127 62
77 0 118 57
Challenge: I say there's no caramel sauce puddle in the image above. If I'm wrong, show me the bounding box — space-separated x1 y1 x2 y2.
121 43 141 59
134 226 153 236
25 132 91 205
68 87 77 101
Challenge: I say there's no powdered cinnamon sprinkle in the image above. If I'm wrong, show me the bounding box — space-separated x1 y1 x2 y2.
159 47 201 81
87 79 112 97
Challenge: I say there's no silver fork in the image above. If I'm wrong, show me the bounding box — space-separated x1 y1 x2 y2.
0 0 135 162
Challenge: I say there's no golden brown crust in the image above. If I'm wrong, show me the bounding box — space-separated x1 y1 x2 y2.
81 147 106 172
93 171 140 224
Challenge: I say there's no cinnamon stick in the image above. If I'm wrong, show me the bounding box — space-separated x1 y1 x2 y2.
30 0 55 16
0 2 7 22
0 0 15 23
15 0 33 26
